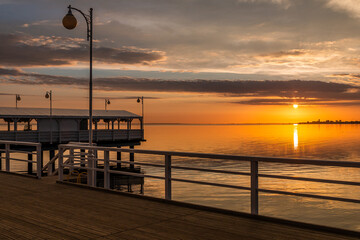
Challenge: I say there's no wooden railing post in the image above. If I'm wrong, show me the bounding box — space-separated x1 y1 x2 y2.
251 160 259 215
69 148 74 174
36 144 42 179
104 150 110 189
129 146 134 169
5 144 10 172
28 153 33 175
58 147 64 181
87 149 96 187
165 155 172 200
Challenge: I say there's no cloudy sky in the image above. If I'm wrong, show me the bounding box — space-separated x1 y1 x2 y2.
1 0 360 123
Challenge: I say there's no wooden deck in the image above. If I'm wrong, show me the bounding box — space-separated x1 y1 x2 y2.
0 172 358 240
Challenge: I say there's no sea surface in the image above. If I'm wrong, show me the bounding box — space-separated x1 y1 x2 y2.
136 124 360 231
2 123 360 231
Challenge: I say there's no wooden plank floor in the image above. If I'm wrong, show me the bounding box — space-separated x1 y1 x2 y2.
0 172 358 240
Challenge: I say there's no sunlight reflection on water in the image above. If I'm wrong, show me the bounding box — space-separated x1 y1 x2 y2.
3 124 360 231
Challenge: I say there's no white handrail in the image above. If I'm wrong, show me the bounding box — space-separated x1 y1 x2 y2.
58 144 360 216
0 140 42 178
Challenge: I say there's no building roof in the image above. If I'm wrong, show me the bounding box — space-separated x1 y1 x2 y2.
0 107 141 119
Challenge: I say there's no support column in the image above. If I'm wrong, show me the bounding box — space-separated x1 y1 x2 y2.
112 120 115 141
41 151 44 175
129 146 134 169
27 153 33 175
94 120 98 142
117 147 121 169
14 119 18 141
49 150 55 172
81 149 85 168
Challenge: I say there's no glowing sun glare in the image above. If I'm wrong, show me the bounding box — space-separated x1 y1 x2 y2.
293 104 299 109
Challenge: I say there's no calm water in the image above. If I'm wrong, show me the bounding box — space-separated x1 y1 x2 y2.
136 124 360 231
3 124 360 231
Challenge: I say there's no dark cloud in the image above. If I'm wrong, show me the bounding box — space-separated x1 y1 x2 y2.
1 67 360 105
0 34 164 67
259 50 306 58
93 96 161 100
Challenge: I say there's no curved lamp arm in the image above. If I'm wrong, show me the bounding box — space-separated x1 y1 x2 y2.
68 5 92 41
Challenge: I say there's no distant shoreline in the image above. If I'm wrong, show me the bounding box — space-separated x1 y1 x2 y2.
1 122 359 127
298 121 360 125
144 123 294 126
145 122 360 125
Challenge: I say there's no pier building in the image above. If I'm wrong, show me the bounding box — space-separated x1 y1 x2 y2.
0 107 144 148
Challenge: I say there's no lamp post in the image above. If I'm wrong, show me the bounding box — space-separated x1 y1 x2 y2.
105 99 110 111
137 97 144 133
45 90 53 144
15 94 21 108
63 5 93 146
137 96 144 119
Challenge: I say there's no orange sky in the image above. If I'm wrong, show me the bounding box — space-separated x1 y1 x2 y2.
1 0 360 123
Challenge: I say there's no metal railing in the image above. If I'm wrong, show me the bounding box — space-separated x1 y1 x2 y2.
0 140 42 178
58 143 360 215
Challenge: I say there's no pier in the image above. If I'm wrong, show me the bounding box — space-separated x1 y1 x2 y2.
0 172 358 240
0 141 359 239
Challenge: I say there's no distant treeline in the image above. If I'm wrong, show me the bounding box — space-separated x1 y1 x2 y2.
299 120 360 124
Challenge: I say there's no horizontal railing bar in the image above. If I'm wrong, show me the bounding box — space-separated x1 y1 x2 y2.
0 140 41 147
108 169 164 180
3 157 37 163
62 154 89 158
107 159 165 168
171 165 251 176
62 165 105 172
259 173 360 186
0 149 35 154
63 166 161 180
7 149 36 155
171 177 251 191
61 144 360 168
259 188 360 204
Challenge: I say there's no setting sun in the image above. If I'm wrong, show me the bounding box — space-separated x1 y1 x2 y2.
293 104 299 109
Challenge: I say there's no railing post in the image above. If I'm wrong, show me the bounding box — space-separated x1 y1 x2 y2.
5 144 10 172
36 144 42 179
58 147 64 181
69 148 74 174
165 155 172 200
251 160 259 215
87 149 96 187
129 146 134 169
104 150 110 189
28 153 33 175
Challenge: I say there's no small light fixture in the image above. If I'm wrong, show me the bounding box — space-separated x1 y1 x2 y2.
62 7 77 30
137 97 141 103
